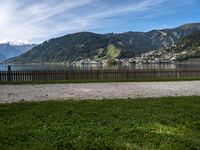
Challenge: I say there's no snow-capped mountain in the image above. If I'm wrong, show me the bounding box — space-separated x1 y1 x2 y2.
0 39 37 62
0 39 32 46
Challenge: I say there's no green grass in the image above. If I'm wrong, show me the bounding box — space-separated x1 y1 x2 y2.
1 77 200 85
0 96 200 149
106 44 120 58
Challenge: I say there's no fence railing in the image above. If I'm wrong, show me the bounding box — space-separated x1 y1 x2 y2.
0 68 200 82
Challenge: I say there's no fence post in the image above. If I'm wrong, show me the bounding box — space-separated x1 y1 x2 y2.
177 68 180 79
7 65 12 82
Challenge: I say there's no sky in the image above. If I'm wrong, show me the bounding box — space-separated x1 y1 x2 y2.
0 0 200 44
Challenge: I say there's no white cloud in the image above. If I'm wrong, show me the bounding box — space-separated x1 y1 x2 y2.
0 0 94 43
39 0 168 38
0 0 191 43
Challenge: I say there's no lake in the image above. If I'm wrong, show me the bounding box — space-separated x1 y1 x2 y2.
1 59 200 71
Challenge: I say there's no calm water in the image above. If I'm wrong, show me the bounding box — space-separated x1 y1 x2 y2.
0 61 200 71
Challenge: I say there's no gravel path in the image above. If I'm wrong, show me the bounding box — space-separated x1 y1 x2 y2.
0 81 200 103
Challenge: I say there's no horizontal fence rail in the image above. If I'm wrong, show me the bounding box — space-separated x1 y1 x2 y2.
0 68 200 82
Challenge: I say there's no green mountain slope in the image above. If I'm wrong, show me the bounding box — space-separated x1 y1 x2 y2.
6 33 112 63
5 23 200 64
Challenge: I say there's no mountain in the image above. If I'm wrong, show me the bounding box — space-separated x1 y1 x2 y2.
0 44 21 59
165 29 200 59
0 53 6 62
0 43 37 62
135 30 200 63
14 44 37 54
5 23 200 64
0 39 32 46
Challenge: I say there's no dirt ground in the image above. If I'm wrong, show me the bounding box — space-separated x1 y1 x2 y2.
0 81 200 103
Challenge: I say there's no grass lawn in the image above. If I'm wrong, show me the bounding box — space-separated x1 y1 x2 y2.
1 77 200 85
0 96 199 150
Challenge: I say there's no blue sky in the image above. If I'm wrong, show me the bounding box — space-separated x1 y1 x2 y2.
0 0 200 44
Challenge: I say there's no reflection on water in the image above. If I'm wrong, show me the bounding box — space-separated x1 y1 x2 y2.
0 61 200 71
